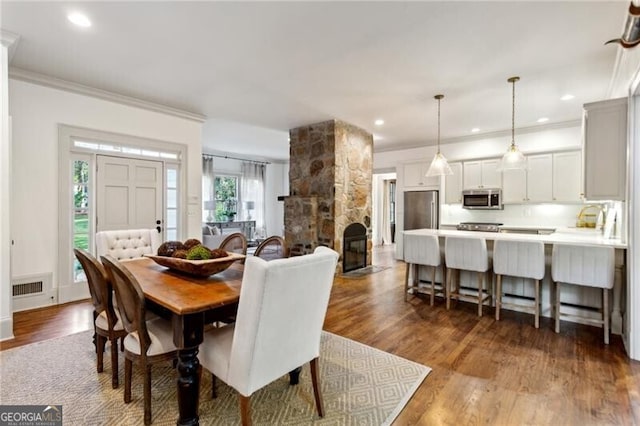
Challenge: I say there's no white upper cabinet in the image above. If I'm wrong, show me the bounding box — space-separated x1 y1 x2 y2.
583 98 627 201
502 167 527 203
502 150 582 204
527 154 553 202
501 154 554 204
463 159 501 189
553 151 582 202
444 162 463 204
403 161 440 189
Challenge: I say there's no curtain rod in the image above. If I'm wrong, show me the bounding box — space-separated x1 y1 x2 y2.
202 153 270 165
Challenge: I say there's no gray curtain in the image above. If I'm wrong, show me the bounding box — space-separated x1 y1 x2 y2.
240 161 265 234
202 156 215 222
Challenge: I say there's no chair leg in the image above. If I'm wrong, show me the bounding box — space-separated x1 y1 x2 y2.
211 373 217 399
445 268 452 310
124 358 132 404
555 282 561 334
92 311 98 353
603 288 610 345
310 357 324 417
404 263 411 302
495 274 502 321
534 279 540 329
144 364 152 425
110 338 119 389
430 265 436 306
239 394 251 426
96 335 106 373
477 272 483 317
486 269 493 306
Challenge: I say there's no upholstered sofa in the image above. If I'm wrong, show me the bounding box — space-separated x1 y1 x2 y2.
202 224 243 249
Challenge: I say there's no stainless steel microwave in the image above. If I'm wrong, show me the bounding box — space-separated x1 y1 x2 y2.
462 188 503 210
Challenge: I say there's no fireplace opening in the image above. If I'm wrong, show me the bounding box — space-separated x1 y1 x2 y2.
343 223 367 273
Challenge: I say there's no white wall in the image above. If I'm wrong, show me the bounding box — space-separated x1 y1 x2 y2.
628 90 640 360
1 40 13 340
8 79 203 292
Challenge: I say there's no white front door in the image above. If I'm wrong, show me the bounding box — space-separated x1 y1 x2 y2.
97 155 163 233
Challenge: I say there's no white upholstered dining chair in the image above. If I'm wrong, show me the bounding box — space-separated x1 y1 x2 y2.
198 246 339 425
96 229 162 260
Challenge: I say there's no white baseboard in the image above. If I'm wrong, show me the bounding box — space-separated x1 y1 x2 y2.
0 315 14 341
58 284 90 304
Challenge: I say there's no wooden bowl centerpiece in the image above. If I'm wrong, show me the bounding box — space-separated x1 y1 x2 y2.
145 252 245 277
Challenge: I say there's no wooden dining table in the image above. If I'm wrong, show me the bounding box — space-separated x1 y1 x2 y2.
120 257 244 426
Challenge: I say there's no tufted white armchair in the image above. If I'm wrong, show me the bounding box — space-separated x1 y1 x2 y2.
95 229 162 261
199 246 339 425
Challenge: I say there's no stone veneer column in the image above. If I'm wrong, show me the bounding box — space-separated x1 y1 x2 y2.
286 120 373 270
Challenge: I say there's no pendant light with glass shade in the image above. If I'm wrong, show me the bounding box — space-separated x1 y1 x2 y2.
497 76 527 171
426 94 453 176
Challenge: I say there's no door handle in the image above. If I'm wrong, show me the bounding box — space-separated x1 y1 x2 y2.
156 226 162 233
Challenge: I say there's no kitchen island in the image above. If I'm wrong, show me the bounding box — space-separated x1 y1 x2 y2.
403 228 627 337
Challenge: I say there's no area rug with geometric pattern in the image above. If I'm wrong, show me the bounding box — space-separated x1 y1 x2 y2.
0 330 430 425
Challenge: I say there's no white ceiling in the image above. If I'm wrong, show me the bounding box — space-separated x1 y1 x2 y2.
1 1 629 161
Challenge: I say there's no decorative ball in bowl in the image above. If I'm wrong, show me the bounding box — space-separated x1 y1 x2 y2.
145 252 245 277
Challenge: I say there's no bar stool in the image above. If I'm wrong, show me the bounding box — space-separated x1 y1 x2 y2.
444 236 491 316
551 244 615 344
403 233 443 305
493 240 545 328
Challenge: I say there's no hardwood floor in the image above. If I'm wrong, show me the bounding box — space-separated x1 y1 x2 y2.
2 244 639 424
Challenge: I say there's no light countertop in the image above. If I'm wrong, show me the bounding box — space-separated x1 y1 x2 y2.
403 227 627 249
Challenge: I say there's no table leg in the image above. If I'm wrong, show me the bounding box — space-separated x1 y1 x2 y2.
173 313 204 426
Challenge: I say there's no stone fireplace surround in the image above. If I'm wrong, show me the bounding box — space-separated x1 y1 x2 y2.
284 120 373 272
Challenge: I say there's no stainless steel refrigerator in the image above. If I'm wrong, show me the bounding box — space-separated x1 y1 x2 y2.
404 190 439 230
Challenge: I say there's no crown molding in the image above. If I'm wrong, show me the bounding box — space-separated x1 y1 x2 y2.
8 67 207 123
374 119 582 154
0 30 20 62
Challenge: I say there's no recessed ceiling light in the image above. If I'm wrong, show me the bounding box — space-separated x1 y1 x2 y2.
537 117 549 123
68 12 91 28
471 128 480 133
560 94 575 101
374 119 384 126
